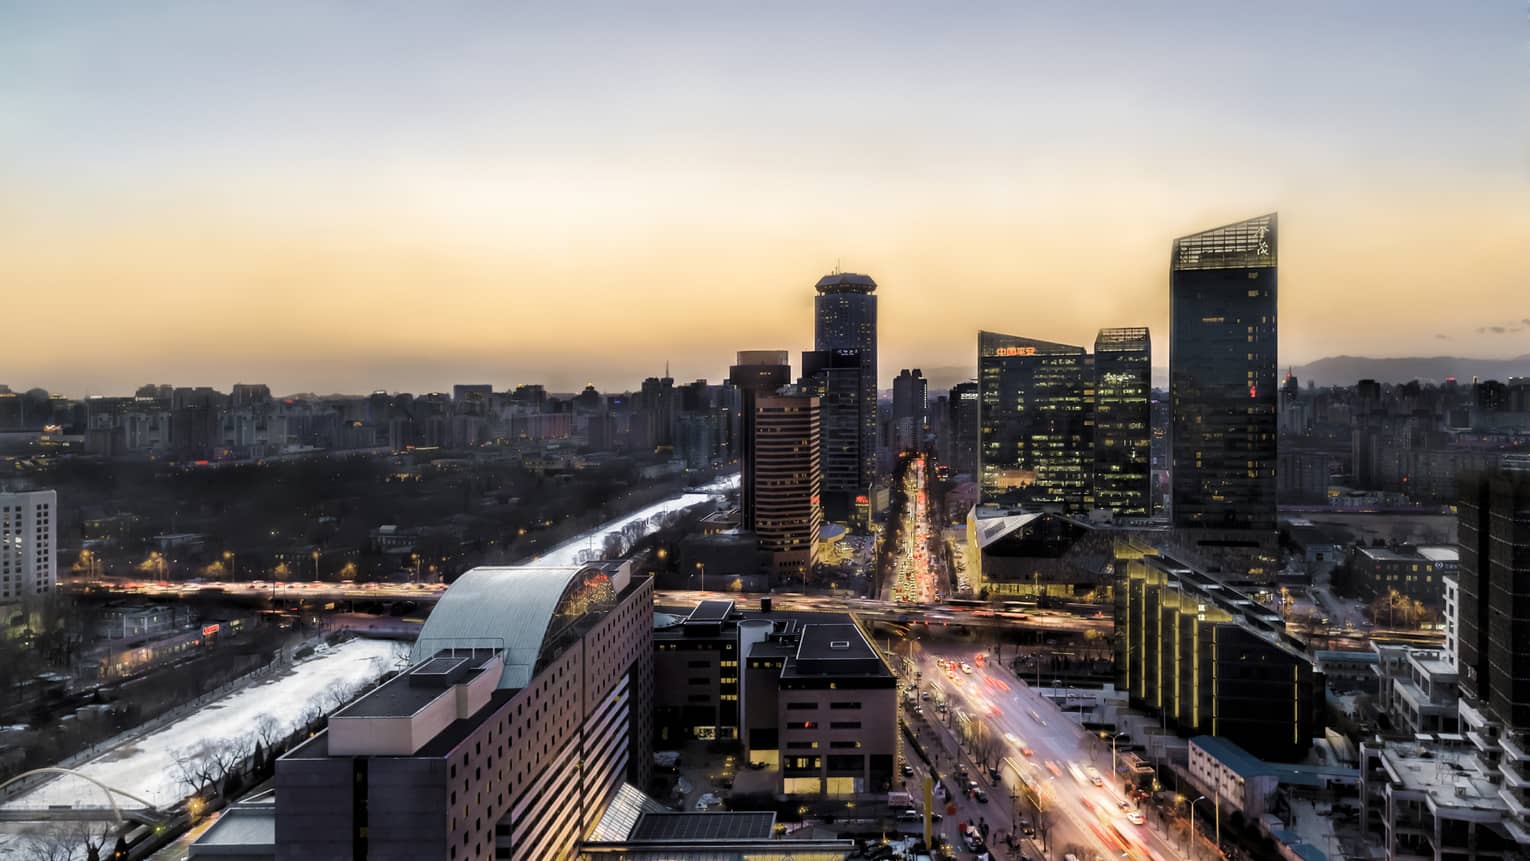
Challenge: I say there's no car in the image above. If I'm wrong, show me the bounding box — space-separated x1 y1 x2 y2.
974 788 988 803
1116 799 1131 811
1003 732 1020 746
902 764 915 777
1127 811 1145 825
1019 819 1037 837
921 691 931 701
957 765 969 779
1021 746 1035 757
896 808 922 822
960 662 973 674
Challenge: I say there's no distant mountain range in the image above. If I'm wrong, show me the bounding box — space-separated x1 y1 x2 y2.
1291 355 1530 387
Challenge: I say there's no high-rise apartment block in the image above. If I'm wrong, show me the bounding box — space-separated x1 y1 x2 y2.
728 351 792 531
0 489 56 604
800 349 870 525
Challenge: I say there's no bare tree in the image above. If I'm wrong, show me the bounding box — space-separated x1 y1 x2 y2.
171 742 220 799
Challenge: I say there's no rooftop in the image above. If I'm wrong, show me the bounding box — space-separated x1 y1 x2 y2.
814 272 877 293
336 649 498 718
1375 739 1506 813
1192 736 1358 788
628 811 776 841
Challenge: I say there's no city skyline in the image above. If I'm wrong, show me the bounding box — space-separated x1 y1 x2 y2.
4 2 1526 396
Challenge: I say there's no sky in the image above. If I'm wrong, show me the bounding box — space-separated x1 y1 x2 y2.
2 2 1526 396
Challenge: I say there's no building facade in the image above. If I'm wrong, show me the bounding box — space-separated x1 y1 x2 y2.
978 332 1093 512
891 369 927 454
813 273 878 496
267 562 654 861
728 351 792 533
1092 328 1152 517
0 489 56 605
1114 543 1320 762
800 349 871 526
1456 466 1530 846
1170 214 1279 572
753 395 822 582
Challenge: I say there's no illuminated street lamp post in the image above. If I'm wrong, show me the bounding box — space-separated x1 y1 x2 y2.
1188 795 1207 860
1111 731 1129 781
312 550 321 581
223 550 237 582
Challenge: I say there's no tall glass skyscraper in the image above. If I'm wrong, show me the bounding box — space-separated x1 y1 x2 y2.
1170 214 1279 551
978 331 1092 512
800 348 865 524
814 273 878 501
1093 327 1152 516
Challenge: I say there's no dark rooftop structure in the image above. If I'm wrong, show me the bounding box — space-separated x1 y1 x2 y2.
627 811 776 842
334 648 499 718
814 272 877 293
787 623 888 678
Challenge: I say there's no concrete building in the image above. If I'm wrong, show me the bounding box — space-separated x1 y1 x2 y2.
1188 736 1357 820
1314 650 1380 695
0 489 56 605
1456 465 1530 847
727 351 792 535
1115 543 1322 762
1359 736 1518 861
752 394 822 582
654 599 897 796
891 369 927 454
800 349 872 526
234 561 654 861
1353 545 1459 605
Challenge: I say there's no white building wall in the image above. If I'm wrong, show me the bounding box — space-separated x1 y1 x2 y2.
0 490 56 604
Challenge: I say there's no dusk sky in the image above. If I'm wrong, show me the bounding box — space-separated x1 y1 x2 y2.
3 2 1525 396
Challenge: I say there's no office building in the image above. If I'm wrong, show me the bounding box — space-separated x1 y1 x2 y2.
1092 327 1152 517
655 600 898 796
1169 213 1279 573
247 561 653 861
1114 542 1320 762
0 489 56 604
978 331 1092 512
946 381 980 477
800 349 871 525
728 351 792 532
1456 466 1530 846
1352 545 1458 606
753 394 822 581
814 273 878 492
891 368 927 453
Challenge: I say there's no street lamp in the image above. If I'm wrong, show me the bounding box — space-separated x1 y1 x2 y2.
312 550 321 581
1188 795 1207 860
223 550 237 583
695 561 705 593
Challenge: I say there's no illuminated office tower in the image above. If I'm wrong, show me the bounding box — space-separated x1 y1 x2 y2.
978 332 1092 512
1093 327 1152 516
814 273 878 491
1170 213 1279 570
800 349 867 525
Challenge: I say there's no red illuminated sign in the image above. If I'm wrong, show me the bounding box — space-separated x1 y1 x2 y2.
995 346 1037 357
202 624 221 637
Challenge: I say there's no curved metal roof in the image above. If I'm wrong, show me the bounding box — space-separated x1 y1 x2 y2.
411 565 584 690
814 272 877 293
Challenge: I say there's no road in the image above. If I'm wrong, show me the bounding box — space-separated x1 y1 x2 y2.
903 643 1186 861
887 454 942 604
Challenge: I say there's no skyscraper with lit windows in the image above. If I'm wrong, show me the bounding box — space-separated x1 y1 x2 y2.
1093 327 1152 516
814 272 878 498
1170 213 1279 571
978 332 1092 512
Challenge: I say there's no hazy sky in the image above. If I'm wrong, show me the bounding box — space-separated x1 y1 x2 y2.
3 2 1526 396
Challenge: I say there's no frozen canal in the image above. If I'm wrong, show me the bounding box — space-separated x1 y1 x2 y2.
530 474 737 568
1 637 399 813
0 474 736 829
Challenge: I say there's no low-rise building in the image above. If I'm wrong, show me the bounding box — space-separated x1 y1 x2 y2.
1353 545 1459 605
1359 736 1517 860
1187 736 1358 820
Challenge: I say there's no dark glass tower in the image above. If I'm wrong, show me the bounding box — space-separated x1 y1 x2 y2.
1093 327 1152 517
800 349 866 524
978 331 1092 512
728 351 792 530
1170 214 1279 548
814 273 878 493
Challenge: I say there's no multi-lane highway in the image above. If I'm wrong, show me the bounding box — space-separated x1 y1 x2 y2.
907 643 1185 861
888 454 942 604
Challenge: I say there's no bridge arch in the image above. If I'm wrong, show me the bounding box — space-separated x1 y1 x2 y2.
0 768 160 823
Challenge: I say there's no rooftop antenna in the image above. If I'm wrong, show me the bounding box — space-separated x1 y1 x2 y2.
833 258 841 275
665 360 670 379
